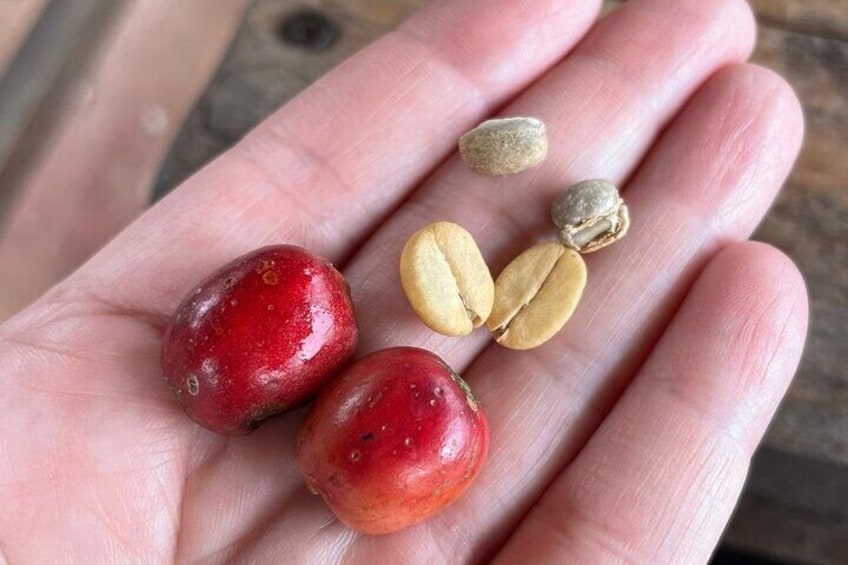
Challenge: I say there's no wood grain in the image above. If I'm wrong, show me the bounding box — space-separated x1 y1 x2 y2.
723 446 848 564
605 0 848 40
750 0 848 40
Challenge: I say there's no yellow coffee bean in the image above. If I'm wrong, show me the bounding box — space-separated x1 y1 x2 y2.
400 222 494 336
488 242 586 350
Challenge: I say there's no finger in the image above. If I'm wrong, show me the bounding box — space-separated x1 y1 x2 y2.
494 241 808 564
433 63 805 561
350 0 758 364
0 0 245 321
65 0 602 318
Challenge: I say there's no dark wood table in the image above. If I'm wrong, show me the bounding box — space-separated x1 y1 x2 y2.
154 1 848 562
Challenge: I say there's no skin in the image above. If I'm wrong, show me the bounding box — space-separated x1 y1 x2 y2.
0 0 807 563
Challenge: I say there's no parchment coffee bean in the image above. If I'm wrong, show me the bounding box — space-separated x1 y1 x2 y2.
400 222 494 336
459 117 548 176
551 179 629 253
487 242 586 350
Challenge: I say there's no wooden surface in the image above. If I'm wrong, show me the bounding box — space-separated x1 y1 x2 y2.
151 1 848 563
749 0 848 40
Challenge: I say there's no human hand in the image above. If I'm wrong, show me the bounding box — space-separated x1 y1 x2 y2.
0 0 807 562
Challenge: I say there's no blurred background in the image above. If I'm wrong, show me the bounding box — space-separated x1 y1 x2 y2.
0 1 845 562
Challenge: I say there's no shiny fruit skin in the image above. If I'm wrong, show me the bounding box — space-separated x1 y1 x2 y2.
297 347 489 534
161 245 358 435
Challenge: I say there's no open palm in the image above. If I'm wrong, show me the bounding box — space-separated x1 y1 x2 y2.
0 0 808 562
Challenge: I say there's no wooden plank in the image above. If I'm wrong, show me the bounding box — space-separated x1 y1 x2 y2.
724 447 848 565
604 0 848 40
750 0 848 41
